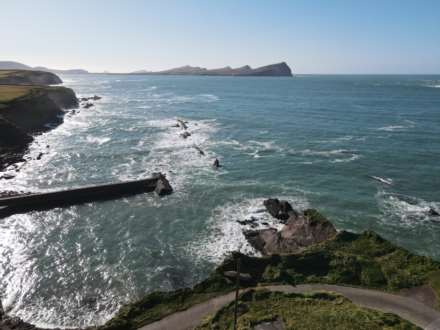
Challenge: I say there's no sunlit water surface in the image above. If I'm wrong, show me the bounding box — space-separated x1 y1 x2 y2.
1 74 439 327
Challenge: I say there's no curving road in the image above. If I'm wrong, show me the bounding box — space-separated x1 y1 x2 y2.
139 284 440 330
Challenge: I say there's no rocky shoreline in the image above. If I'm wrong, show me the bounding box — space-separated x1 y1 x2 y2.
0 71 80 173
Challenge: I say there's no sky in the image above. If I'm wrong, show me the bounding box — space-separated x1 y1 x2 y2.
1 0 440 74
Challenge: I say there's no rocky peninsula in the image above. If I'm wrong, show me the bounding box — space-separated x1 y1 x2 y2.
0 70 78 171
130 62 293 77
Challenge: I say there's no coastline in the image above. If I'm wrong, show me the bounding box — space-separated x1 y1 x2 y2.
0 73 440 328
0 70 79 180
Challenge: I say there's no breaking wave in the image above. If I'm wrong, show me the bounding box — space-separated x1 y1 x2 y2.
189 196 309 263
376 191 440 227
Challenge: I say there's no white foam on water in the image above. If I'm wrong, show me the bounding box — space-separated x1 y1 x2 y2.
86 135 111 145
331 154 361 163
0 209 131 328
218 139 284 158
317 135 354 143
189 196 309 264
375 120 415 132
376 191 440 227
299 149 353 157
147 93 219 105
110 117 220 192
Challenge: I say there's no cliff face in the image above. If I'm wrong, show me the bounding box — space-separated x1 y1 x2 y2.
0 71 78 170
243 62 292 76
0 70 62 85
0 86 78 134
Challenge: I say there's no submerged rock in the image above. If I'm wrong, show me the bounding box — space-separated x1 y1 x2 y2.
429 208 440 216
83 102 94 109
263 198 298 221
180 131 191 139
177 119 188 130
80 95 102 102
244 209 337 255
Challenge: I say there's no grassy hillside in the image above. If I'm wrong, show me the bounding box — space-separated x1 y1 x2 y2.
196 290 420 330
100 212 440 330
0 85 36 104
0 69 62 86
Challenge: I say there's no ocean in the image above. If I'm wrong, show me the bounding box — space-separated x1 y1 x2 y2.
1 74 439 327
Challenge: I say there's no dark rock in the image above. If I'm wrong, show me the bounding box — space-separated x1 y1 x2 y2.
0 174 15 180
244 209 337 255
429 208 440 216
36 152 43 160
1 87 78 135
223 271 253 283
180 131 191 139
213 158 220 168
83 102 94 109
263 198 298 221
177 119 188 130
237 217 258 226
154 174 173 196
80 95 102 102
194 146 205 156
0 298 4 320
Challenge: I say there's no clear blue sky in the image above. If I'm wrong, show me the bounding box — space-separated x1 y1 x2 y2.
2 0 440 73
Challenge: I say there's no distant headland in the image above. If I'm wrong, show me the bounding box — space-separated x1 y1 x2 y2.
0 61 293 77
130 62 293 77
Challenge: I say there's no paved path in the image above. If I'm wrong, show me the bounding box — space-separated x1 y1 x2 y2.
140 284 440 330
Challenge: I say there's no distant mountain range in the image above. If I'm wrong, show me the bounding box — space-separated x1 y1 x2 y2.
0 61 292 77
0 61 89 74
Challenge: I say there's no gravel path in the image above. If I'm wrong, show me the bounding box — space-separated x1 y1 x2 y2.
140 284 440 330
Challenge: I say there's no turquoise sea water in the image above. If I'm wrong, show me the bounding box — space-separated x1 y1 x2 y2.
1 74 439 327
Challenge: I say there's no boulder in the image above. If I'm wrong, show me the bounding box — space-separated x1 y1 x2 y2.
263 198 298 221
429 208 440 216
177 119 188 130
223 271 254 283
244 209 337 255
180 131 191 139
154 173 173 196
83 102 94 109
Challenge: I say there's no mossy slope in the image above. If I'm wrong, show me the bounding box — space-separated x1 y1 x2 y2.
196 289 420 330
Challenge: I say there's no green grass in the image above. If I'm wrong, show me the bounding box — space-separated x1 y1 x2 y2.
0 84 71 105
196 289 420 330
0 85 35 103
428 271 440 308
100 273 235 330
216 230 440 292
99 212 440 330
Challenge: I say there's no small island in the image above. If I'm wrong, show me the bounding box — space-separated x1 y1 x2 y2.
130 62 293 77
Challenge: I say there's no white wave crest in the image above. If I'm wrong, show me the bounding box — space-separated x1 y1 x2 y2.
86 135 111 145
189 196 309 263
376 191 440 227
